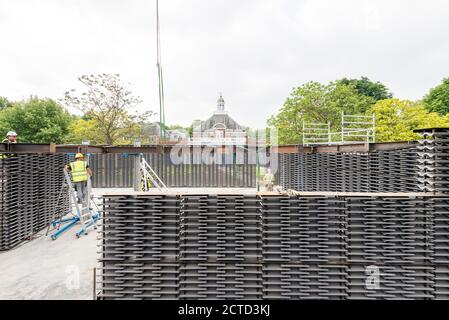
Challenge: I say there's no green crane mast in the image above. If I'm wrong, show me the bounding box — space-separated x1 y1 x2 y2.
156 0 166 144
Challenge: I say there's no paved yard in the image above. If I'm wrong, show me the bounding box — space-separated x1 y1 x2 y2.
0 228 97 300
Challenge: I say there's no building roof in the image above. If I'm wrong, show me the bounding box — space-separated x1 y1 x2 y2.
196 94 245 131
199 113 243 131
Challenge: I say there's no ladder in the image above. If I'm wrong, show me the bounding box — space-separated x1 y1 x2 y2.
47 168 100 240
139 154 168 191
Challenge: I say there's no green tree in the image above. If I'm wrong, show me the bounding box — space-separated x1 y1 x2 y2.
0 97 72 143
328 82 374 117
368 99 449 142
65 117 104 145
62 74 153 145
167 124 190 137
338 77 393 104
268 81 374 144
423 77 449 115
0 97 12 110
168 124 186 131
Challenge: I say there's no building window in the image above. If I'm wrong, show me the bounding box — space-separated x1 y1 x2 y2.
215 130 224 139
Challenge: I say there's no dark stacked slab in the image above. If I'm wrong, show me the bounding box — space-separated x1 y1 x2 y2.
416 128 449 194
261 195 347 299
278 148 419 193
0 153 69 251
98 193 449 300
346 196 434 299
98 194 179 299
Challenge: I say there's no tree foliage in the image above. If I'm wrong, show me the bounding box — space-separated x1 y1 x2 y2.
64 118 104 145
65 115 154 146
423 77 449 115
62 74 152 145
338 77 393 104
368 99 449 142
0 97 12 110
0 97 72 143
268 81 374 144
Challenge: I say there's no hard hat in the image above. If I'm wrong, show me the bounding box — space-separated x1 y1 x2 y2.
6 131 17 137
75 153 84 159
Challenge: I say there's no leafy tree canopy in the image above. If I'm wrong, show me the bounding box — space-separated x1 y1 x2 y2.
64 118 104 145
268 81 374 145
0 97 12 110
0 97 72 143
62 74 153 145
368 99 449 142
338 77 393 104
423 77 449 115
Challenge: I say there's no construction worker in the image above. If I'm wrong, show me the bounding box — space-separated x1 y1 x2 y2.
140 170 152 191
2 131 17 143
1 131 18 159
65 153 92 204
263 168 275 192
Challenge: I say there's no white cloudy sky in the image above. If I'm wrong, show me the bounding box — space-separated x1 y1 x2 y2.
1 0 449 128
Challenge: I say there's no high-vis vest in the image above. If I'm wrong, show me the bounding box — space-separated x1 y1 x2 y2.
0 153 13 159
263 173 274 183
70 161 88 182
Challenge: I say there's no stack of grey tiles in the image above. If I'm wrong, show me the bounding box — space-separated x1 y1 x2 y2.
98 193 449 300
278 148 419 193
0 153 69 251
179 195 262 299
346 196 434 299
416 120 449 301
261 195 347 299
98 195 179 299
416 128 449 194
432 197 449 298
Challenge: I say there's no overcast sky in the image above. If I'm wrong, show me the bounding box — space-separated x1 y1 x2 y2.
1 0 449 128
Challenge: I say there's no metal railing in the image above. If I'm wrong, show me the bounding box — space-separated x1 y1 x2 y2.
341 112 376 144
140 155 168 191
302 112 376 146
302 122 332 145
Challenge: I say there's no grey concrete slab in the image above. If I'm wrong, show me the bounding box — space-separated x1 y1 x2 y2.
0 229 97 300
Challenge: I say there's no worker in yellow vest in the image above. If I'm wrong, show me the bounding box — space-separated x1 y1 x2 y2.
263 168 275 192
65 153 92 204
140 172 152 191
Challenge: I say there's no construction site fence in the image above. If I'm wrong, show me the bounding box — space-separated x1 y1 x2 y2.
98 193 449 300
0 153 69 251
89 153 258 188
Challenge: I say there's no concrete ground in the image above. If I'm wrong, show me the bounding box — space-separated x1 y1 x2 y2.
0 187 256 300
0 229 97 300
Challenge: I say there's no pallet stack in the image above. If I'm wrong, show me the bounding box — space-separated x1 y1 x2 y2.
261 195 348 299
0 153 69 251
278 148 419 193
416 128 449 194
346 196 434 299
98 194 179 299
98 193 449 300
